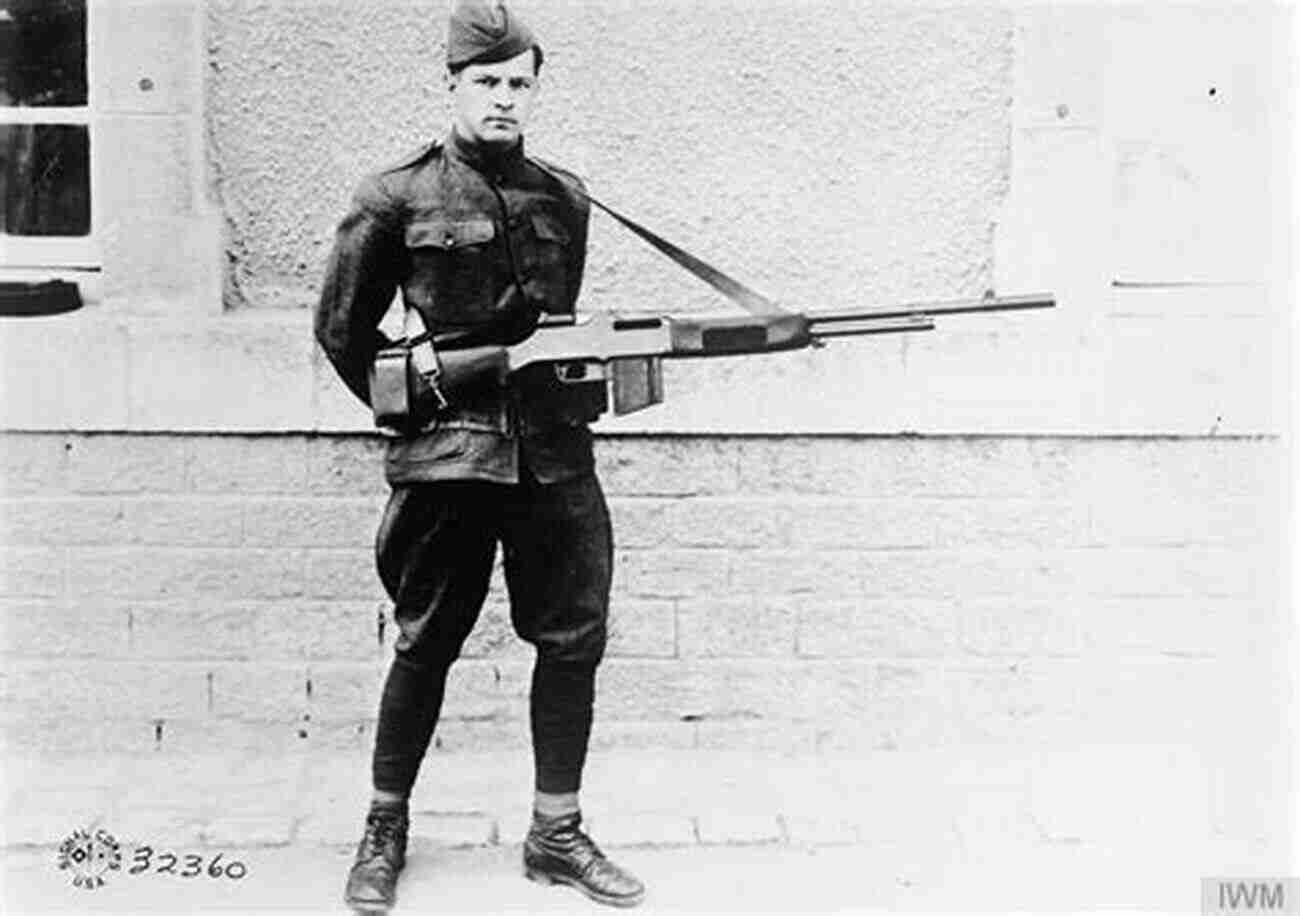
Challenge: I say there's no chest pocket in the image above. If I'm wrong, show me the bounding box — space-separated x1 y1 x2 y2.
406 218 495 250
404 218 498 323
521 212 572 313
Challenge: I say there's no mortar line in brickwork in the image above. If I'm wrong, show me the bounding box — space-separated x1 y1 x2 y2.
68 544 302 553
734 543 1247 557
594 431 1281 442
60 544 71 600
239 495 381 503
779 494 1088 502
593 657 949 671
719 545 936 556
610 494 795 501
110 494 268 501
6 429 1279 442
671 598 681 659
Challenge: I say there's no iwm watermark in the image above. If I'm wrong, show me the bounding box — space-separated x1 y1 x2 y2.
1202 878 1299 914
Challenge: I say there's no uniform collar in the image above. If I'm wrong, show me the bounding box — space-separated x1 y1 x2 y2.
446 128 528 182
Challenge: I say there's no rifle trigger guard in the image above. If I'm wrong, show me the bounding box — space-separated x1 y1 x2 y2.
554 360 606 384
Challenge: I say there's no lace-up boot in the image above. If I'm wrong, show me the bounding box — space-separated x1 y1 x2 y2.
523 811 646 908
344 804 409 913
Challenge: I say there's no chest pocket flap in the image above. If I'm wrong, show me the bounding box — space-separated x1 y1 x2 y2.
406 218 496 250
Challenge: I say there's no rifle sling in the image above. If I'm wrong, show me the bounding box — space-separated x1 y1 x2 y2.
529 157 789 319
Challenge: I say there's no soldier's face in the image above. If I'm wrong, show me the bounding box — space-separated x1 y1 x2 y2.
448 50 539 148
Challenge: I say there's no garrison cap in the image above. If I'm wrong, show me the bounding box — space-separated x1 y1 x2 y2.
447 0 539 70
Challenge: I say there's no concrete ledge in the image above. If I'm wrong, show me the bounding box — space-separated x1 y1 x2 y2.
0 292 1284 435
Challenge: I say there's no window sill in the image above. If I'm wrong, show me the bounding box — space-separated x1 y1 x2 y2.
0 267 102 311
0 305 378 434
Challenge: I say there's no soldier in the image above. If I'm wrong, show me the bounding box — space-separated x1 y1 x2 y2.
314 0 645 911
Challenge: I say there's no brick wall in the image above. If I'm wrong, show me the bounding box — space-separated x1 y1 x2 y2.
0 432 1284 765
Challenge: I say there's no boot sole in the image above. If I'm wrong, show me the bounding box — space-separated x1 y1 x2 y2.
524 866 646 908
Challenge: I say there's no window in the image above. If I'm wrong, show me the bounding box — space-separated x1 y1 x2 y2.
0 0 96 273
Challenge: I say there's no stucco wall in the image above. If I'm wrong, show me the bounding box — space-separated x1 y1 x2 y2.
207 1 1013 313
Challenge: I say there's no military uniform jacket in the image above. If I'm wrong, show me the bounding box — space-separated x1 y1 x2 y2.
315 130 605 486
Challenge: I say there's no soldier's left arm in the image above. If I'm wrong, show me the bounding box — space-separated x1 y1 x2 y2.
556 172 590 312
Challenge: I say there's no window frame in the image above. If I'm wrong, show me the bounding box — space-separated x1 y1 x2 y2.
0 0 100 272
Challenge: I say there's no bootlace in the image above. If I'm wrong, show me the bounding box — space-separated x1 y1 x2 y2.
543 817 606 871
361 811 404 859
569 826 604 865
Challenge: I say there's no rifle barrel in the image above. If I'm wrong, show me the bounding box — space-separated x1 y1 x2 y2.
807 293 1055 327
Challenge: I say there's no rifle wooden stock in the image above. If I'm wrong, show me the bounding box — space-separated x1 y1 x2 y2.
431 292 1054 417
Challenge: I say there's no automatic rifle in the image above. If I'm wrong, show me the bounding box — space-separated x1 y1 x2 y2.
370 291 1056 431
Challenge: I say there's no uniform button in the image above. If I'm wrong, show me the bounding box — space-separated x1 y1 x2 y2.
443 235 455 248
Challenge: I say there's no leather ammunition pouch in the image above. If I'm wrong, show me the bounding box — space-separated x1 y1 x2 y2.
369 345 418 433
